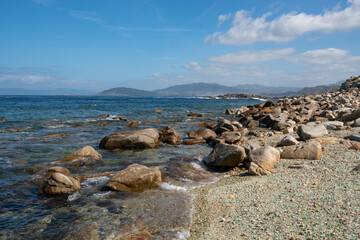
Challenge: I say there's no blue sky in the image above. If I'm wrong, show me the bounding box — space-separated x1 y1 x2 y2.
0 0 359 91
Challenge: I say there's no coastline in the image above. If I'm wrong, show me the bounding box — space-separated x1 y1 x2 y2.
189 129 360 239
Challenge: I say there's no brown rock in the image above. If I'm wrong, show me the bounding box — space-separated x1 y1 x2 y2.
205 143 246 167
182 138 207 145
151 118 161 123
248 146 280 176
188 111 203 117
43 133 69 138
217 131 243 144
188 129 217 141
106 164 162 192
277 135 299 147
350 143 360 150
159 126 181 144
281 141 322 160
57 146 102 165
127 121 138 128
0 118 11 122
99 122 107 126
153 109 162 113
225 109 236 114
40 173 81 195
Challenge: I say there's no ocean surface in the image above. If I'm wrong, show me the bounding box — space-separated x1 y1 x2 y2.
0 96 264 239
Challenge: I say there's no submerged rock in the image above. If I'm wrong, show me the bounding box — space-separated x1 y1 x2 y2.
99 128 160 150
106 164 162 192
248 146 280 176
281 141 322 160
205 143 246 167
57 146 102 165
39 173 80 195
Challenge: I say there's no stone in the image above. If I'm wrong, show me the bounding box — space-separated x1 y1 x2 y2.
340 108 360 122
344 134 360 142
40 173 81 195
248 146 280 176
214 119 239 134
57 146 102 165
159 126 181 144
261 113 288 130
205 143 246 167
350 143 360 150
247 120 260 129
241 141 261 155
225 109 235 114
46 167 71 177
0 119 11 122
127 121 138 128
352 118 360 127
297 123 328 141
153 109 162 113
182 139 207 145
217 131 243 144
277 135 299 146
188 129 217 141
106 164 162 192
188 112 203 117
99 128 159 150
323 121 344 130
281 141 322 160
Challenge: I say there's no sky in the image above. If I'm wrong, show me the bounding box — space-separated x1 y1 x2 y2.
0 0 360 91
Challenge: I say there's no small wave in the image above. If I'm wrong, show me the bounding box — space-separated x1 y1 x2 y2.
81 176 110 188
46 124 67 129
0 157 13 169
160 183 187 191
251 97 267 101
92 191 111 199
68 191 81 202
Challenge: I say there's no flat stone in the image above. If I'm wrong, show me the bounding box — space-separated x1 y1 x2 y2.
281 141 322 160
297 123 328 141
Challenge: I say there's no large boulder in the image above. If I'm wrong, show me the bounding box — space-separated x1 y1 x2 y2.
99 128 159 150
352 118 360 127
39 173 80 195
57 146 102 165
214 119 241 134
261 113 289 130
205 143 246 167
297 123 328 141
217 131 243 144
188 129 217 141
248 146 280 176
280 141 322 160
106 164 162 192
276 135 299 147
159 126 181 144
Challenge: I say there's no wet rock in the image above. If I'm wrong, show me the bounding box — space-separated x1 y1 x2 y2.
205 143 246 167
225 109 235 114
188 129 217 141
46 167 71 177
57 146 102 165
127 121 138 128
159 126 181 144
106 164 162 192
276 135 299 147
0 118 11 122
248 146 280 176
39 173 81 195
188 111 203 117
217 131 243 144
297 123 328 141
182 138 207 145
151 118 161 122
153 109 162 113
99 122 107 126
99 128 160 150
281 141 322 160
43 133 69 138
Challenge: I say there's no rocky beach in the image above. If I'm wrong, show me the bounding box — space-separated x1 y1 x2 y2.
0 76 359 239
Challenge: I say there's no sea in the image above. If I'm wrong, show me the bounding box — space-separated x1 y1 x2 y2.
0 95 264 239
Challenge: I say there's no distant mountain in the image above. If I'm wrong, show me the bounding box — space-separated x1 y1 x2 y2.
278 83 340 96
234 84 300 95
155 82 240 96
0 88 94 95
97 87 158 97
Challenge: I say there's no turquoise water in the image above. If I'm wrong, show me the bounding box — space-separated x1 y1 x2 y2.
0 96 262 239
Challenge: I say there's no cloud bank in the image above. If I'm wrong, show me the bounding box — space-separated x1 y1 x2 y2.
207 0 360 45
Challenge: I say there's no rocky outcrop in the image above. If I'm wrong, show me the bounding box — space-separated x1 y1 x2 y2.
281 141 322 160
39 173 81 195
159 126 181 144
297 123 328 141
248 146 280 176
205 143 246 167
99 128 160 150
106 164 162 192
57 146 102 165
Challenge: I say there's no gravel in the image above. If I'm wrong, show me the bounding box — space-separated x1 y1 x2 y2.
189 129 360 239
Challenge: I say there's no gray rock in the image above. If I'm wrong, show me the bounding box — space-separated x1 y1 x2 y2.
352 118 360 127
214 119 239 134
188 129 217 141
277 135 299 146
205 143 246 167
217 131 243 144
280 141 322 160
340 108 360 122
106 164 162 192
323 121 344 130
247 120 260 129
344 134 360 142
297 123 328 140
99 128 159 150
248 146 280 176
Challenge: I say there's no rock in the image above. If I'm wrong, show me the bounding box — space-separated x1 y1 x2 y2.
151 118 161 123
46 167 71 177
217 131 243 144
0 118 11 122
340 108 360 122
241 141 261 155
153 109 162 113
350 143 360 150
225 109 235 114
106 164 162 192
247 120 260 129
297 123 328 141
344 134 360 142
323 121 344 130
40 173 81 195
281 141 322 160
127 121 138 128
159 126 181 144
277 135 299 147
263 100 275 108
99 128 160 150
352 118 360 127
205 143 246 167
214 119 239 134
188 111 203 117
188 129 217 141
261 113 288 130
99 122 107 126
182 138 207 145
57 146 102 165
248 146 280 176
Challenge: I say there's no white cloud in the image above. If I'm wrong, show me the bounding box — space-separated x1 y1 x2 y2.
68 10 102 23
217 13 232 27
207 0 360 45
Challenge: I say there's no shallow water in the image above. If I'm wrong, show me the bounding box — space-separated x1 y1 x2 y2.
0 96 262 239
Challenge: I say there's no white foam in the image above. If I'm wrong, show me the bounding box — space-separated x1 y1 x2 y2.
67 191 81 202
92 191 111 199
81 176 110 188
173 229 190 240
160 183 187 191
47 124 66 129
190 162 203 170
